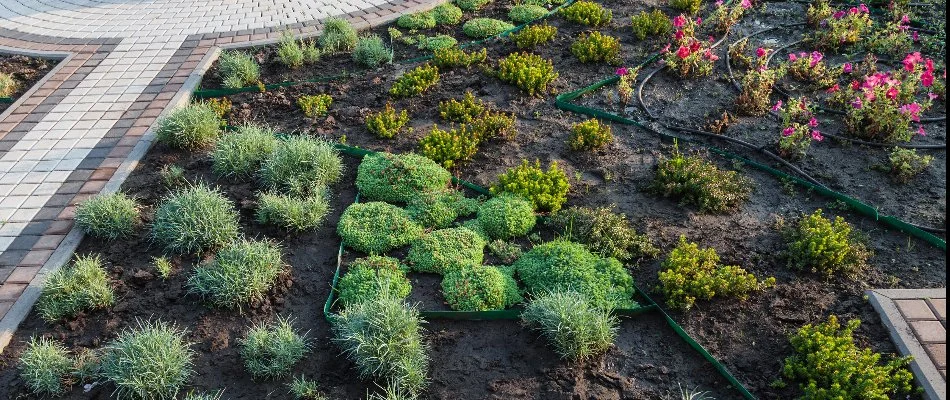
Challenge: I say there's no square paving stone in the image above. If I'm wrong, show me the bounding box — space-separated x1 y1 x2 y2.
911 320 947 344
925 343 946 369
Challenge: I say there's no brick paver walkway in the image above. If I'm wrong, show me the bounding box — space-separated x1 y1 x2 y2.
0 0 439 351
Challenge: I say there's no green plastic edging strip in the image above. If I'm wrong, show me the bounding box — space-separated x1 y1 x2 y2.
0 97 12 103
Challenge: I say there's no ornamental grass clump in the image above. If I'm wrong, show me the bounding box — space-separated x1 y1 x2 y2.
521 291 619 360
659 236 775 311
187 239 284 308
217 50 260 89
397 11 437 30
356 152 451 203
631 9 672 40
442 265 523 311
432 3 463 25
462 18 515 39
406 227 486 273
497 52 559 96
366 103 410 138
571 32 621 65
509 4 549 23
37 254 114 322
560 1 612 27
649 144 752 213
155 103 223 149
260 136 343 197
808 4 873 50
476 194 536 240
0 72 17 97
152 183 239 254
889 147 933 183
736 48 787 116
433 46 488 69
319 17 358 52
510 24 557 49
74 192 139 239
784 209 870 279
337 256 412 307
241 317 310 380
353 35 393 68
277 32 320 68
288 375 327 400
183 391 225 400
546 205 658 261
781 315 914 399
390 64 440 98
774 98 823 159
256 191 330 231
568 118 613 150
100 320 194 400
491 159 569 212
19 337 74 395
664 15 718 79
211 123 279 179
406 189 479 228
297 94 333 118
786 51 836 88
338 202 424 254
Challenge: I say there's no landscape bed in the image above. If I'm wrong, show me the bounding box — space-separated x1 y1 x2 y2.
0 53 57 113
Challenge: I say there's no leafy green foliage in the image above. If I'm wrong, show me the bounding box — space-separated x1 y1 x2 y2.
649 145 752 213
439 91 486 123
153 256 173 279
151 183 240 254
487 239 523 264
288 375 327 400
37 254 114 322
398 11 437 30
418 35 458 51
521 291 619 360
366 103 410 138
491 159 570 212
510 24 557 49
455 0 492 11
297 94 333 118
338 202 424 254
509 4 549 23
406 227 486 273
18 337 74 395
390 64 440 98
101 320 195 400
406 189 479 228
200 97 232 118
159 164 187 188
546 205 657 261
631 9 672 40
256 192 330 231
241 317 310 379
442 265 523 311
470 110 517 139
277 32 319 68
785 209 870 279
433 46 488 69
571 31 621 65
75 192 139 239
497 52 559 96
356 152 451 203
353 35 393 68
433 3 463 25
476 194 536 240
418 124 479 168
155 103 223 149
319 17 358 52
462 18 515 39
568 118 613 150
260 136 343 197
0 72 17 97
187 239 284 308
211 123 279 179
670 0 702 14
217 51 260 88
182 390 225 400
889 147 933 183
559 1 612 27
337 256 412 307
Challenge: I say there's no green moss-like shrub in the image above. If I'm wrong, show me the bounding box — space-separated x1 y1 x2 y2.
319 17 358 52
462 18 515 39
546 205 657 261
439 91 486 123
187 239 284 309
418 124 479 169
353 34 393 68
74 192 139 239
260 136 343 197
476 194 535 240
155 103 223 150
432 3 463 25
36 254 114 322
785 209 870 279
513 240 635 309
217 50 260 89
406 227 486 274
101 320 195 400
510 24 557 49
670 0 702 14
0 72 17 97
297 94 333 118
470 110 516 140
418 35 458 51
356 152 452 203
509 4 549 23
18 337 74 395
521 290 619 360
442 265 523 311
241 317 309 380
337 256 412 307
398 11 437 30
568 118 613 150
390 64 440 98
488 239 523 264
433 46 488 69
497 52 559 96
211 123 279 179
559 1 612 27
571 31 621 65
659 236 775 310
366 103 410 138
338 202 424 254
406 189 479 228
649 145 752 213
889 147 933 183
455 0 492 11
491 159 570 212
782 315 915 399
152 183 240 254
256 192 330 231
631 9 672 40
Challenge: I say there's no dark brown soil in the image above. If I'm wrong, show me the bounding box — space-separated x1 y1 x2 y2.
0 53 57 113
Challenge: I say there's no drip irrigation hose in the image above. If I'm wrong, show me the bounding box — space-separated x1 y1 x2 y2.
0 97 11 103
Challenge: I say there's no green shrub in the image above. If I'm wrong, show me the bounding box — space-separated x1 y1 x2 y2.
330 288 429 395
559 1 612 27
288 375 327 400
432 3 463 25
571 31 621 65
785 209 870 279
277 32 306 68
470 110 517 140
151 183 240 254
631 9 672 40
439 91 486 123
75 192 139 239
497 52 559 96
433 46 488 69
201 97 232 118
889 147 933 183
18 337 74 395
183 391 225 400
338 202 424 254
217 51 260 88
509 4 549 23
406 227 486 273
353 35 393 68
487 239 522 264
187 239 284 308
155 103 223 149
491 159 569 212
37 254 114 322
420 35 458 52
241 317 309 379
510 24 557 49
514 240 635 309
782 315 914 399
546 205 657 261
390 64 440 98
153 256 173 279
418 124 479 168
0 72 17 97
297 94 333 118
366 103 410 138
100 320 194 400
568 118 613 150
455 0 492 11
476 194 535 240
406 189 479 228
320 17 358 52
462 18 515 39
521 291 619 360
256 192 330 231
670 0 702 14
356 152 452 203
260 136 343 197
211 123 279 179
337 256 412 307
442 265 523 311
159 164 187 188
398 11 437 29
659 236 775 310
649 145 752 213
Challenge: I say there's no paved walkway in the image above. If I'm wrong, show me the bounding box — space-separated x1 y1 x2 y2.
0 0 439 351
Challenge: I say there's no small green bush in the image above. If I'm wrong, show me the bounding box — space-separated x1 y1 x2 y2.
354 34 393 68
785 209 870 279
298 94 333 118
546 205 657 261
406 227 486 273
211 123 279 179
439 92 486 123
18 337 74 395
187 239 284 308
0 72 17 97
218 51 260 89
491 159 570 212
319 17 358 52
406 189 479 228
432 3 463 25
151 183 240 254
631 9 672 40
337 256 412 307
521 291 619 360
477 194 536 240
159 164 187 188
183 391 225 400
338 202 424 254
442 265 523 311
782 315 915 399
568 118 613 150
74 192 139 239
288 375 327 400
497 52 559 96
418 35 458 51
571 31 621 65
153 256 173 279
277 32 306 68
559 1 612 27
509 4 549 23
390 64 440 98
462 18 515 39
659 236 775 310
510 24 557 49
155 103 223 150
649 145 752 213
260 136 343 197
433 46 488 69
418 124 479 168
100 320 195 400
366 103 410 138
201 97 232 118
455 0 492 11
398 11 437 30
356 152 452 203
470 110 517 140
487 239 523 264
889 147 933 183
241 317 310 380
256 192 330 231
37 254 114 322
670 0 702 14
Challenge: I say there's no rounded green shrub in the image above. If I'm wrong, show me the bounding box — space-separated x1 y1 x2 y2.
490 159 569 212
463 18 515 39
211 123 279 179
439 91 486 123
631 9 672 40
217 51 260 89
418 124 479 169
101 320 195 400
559 0 612 27
151 183 240 254
419 35 458 51
521 290 619 360
337 256 412 307
353 35 393 68
37 254 114 322
406 227 486 274
455 0 492 11
187 239 284 309
256 191 330 231
319 17 358 52
74 192 139 239
510 24 557 49
356 152 451 203
433 46 488 69
297 94 333 118
546 205 658 261
785 209 870 279
497 52 559 96
432 3 463 25
155 103 223 149
338 202 424 254
509 4 549 23
568 118 614 149
649 144 752 213
398 11 437 29
18 337 73 395
390 64 440 98
570 31 621 65
260 136 343 197
442 265 522 311
241 317 310 380
406 189 479 228
366 103 410 138
476 194 535 240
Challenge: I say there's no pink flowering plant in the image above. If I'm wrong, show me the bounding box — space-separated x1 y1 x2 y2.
866 16 913 58
664 15 718 78
806 0 833 27
736 47 787 116
775 98 823 159
787 51 838 88
709 0 753 33
809 4 872 50
615 66 640 105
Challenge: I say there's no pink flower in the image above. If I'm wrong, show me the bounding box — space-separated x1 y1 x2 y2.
708 35 715 43
788 53 798 62
864 90 876 102
925 59 934 73
849 7 859 14
859 4 869 13
715 0 724 5
741 0 752 8
771 101 783 111
696 17 703 25
782 127 795 137
616 67 629 76
676 46 691 59
851 98 863 109
851 80 861 90
922 71 934 87
690 40 701 52
903 52 923 71
886 87 899 100
832 10 846 19
808 117 819 127
811 130 824 141
827 84 840 93
704 49 719 61
809 51 823 68
917 125 927 136
675 30 685 40
756 47 767 58
673 15 687 28
843 63 852 73
901 14 910 23
913 31 920 41
928 92 939 100
662 43 672 53
899 103 922 122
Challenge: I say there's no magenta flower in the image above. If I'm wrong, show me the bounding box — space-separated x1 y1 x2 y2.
696 17 703 25
675 30 685 40
913 31 919 41
808 117 819 127
782 127 795 137
676 46 691 59
771 101 783 111
811 130 824 141
917 125 927 136
928 92 939 101
859 4 869 13
899 103 922 122
616 67 629 76
901 14 910 23
673 15 687 28
788 53 797 62
886 87 899 100
832 10 846 19
851 98 863 109
741 0 752 8
662 43 672 53
827 84 840 93
922 71 934 87
756 47 767 58
843 63 852 74
903 52 923 71
848 7 859 14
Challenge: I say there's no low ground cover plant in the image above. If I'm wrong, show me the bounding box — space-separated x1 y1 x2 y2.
510 24 557 49
433 46 488 69
338 202 424 254
669 0 701 14
37 254 114 322
151 183 240 254
491 159 569 212
521 291 619 360
509 4 549 23
260 136 343 197
297 94 333 118
455 0 491 11
571 31 621 65
390 64 440 98
366 103 410 138
337 256 412 307
476 194 536 240
546 205 658 261
155 103 223 150
631 9 671 40
808 4 872 50
397 11 437 30
18 337 74 395
487 239 523 264
100 320 194 400
418 124 479 168
241 317 309 380
187 239 284 309
442 265 522 311
784 209 870 279
353 35 393 68
433 3 463 25
568 118 613 150
288 375 327 400
320 17 358 52
497 52 559 96
462 18 515 39
406 227 486 273
736 48 786 116
74 192 139 239
649 144 752 213
786 51 836 88
774 98 823 159
256 191 330 231
664 15 718 78
356 152 451 204
217 50 260 89
710 0 752 33
560 0 612 27
439 91 486 123
888 147 933 182
211 124 279 179
406 189 479 229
